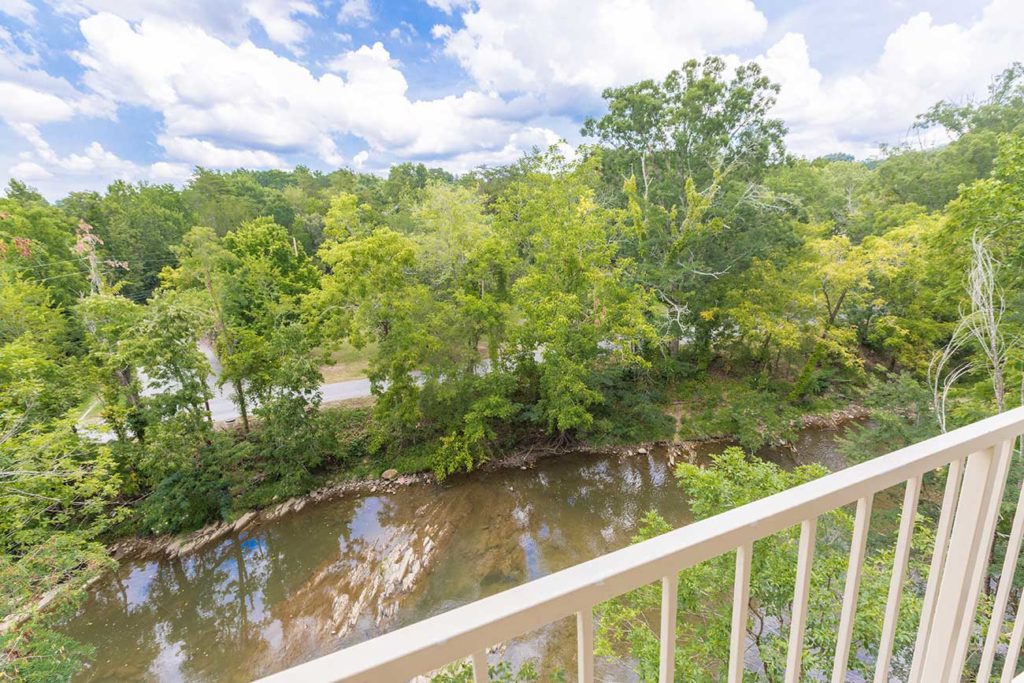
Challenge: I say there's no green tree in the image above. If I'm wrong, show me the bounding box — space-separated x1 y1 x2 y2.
76 293 146 442
501 153 657 436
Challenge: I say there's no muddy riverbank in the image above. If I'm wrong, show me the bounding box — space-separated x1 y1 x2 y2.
62 420 860 682
108 404 868 564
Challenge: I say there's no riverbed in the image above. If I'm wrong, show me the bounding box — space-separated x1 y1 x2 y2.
61 427 853 682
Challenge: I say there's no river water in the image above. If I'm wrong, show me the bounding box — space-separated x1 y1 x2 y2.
62 428 851 682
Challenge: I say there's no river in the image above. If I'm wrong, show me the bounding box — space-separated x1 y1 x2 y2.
61 426 853 682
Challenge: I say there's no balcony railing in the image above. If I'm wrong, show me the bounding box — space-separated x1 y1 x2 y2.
256 408 1024 683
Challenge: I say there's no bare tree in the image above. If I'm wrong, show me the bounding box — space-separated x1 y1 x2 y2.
929 233 1009 431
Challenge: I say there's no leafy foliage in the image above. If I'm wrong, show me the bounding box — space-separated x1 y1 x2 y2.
4 60 1024 680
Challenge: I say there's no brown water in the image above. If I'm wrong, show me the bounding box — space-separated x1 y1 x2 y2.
62 428 851 682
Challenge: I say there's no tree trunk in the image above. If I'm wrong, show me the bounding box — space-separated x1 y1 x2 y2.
232 378 250 434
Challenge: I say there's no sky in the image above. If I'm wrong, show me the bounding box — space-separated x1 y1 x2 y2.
0 0 1021 198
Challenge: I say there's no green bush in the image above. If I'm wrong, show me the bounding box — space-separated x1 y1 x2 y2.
139 462 232 535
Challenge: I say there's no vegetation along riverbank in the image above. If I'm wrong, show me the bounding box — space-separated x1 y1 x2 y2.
5 59 1024 680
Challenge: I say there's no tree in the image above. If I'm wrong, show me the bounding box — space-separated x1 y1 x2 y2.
501 153 657 436
61 181 191 300
128 289 214 426
584 59 793 361
311 226 434 438
76 293 146 442
583 56 787 207
0 242 122 680
0 191 88 306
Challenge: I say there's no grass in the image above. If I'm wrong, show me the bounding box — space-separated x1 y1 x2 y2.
318 342 376 382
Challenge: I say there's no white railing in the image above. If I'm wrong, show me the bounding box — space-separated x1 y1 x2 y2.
256 408 1024 683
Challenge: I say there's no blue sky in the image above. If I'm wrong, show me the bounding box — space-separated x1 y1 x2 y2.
0 0 1019 198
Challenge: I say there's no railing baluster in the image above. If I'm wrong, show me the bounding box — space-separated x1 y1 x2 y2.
981 451 1024 682
909 457 965 683
659 573 678 683
832 496 873 683
919 444 1006 682
874 475 921 683
785 517 817 683
471 650 488 683
1001 593 1024 683
728 542 752 683
951 438 1015 675
576 608 594 683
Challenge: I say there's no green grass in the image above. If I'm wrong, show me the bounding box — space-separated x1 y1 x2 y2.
319 342 376 382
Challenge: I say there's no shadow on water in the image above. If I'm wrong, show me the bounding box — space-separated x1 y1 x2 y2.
61 425 855 682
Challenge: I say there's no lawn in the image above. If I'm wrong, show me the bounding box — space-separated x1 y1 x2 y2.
318 342 376 383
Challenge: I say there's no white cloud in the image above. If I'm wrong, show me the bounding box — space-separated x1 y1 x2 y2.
436 126 568 173
11 0 1022 198
70 14 562 170
48 0 318 50
0 26 113 128
425 0 470 14
157 135 286 168
757 0 1024 157
148 161 192 182
8 161 51 179
337 0 371 25
438 0 767 97
0 0 36 23
4 121 190 196
0 82 77 125
244 0 318 48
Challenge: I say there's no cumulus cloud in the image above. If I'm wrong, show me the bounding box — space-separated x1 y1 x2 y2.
69 14 561 169
438 0 767 99
157 135 286 168
0 28 112 127
757 0 1024 157
6 0 1024 198
8 160 50 179
5 120 187 196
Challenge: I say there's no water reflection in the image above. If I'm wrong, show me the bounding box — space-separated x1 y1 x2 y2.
64 429 849 682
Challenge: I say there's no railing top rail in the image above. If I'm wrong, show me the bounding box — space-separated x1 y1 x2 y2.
255 406 1024 683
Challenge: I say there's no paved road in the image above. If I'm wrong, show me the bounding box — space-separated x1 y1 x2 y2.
84 377 374 441
208 377 373 422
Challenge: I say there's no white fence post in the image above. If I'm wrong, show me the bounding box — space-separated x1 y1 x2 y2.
785 518 817 683
979 460 1024 681
909 457 964 683
917 444 1006 682
471 651 488 683
659 574 678 683
576 608 594 683
728 543 752 683
874 476 920 683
